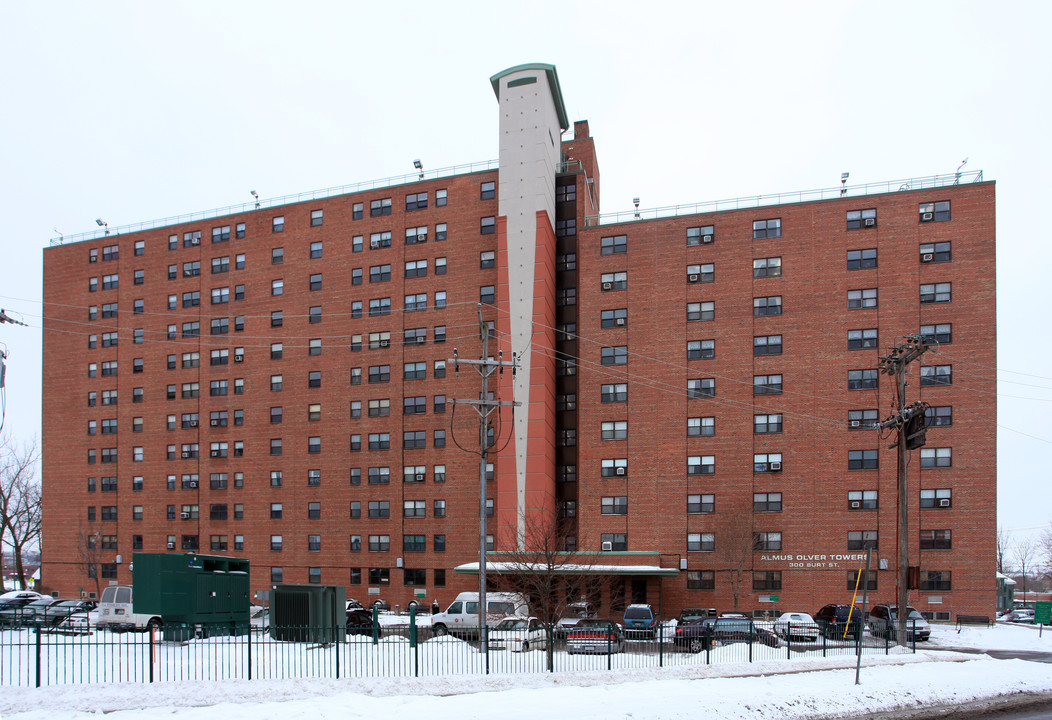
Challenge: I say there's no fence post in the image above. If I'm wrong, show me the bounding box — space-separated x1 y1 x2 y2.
248 625 253 681
748 624 753 663
34 625 41 688
786 626 791 660
822 627 827 658
658 623 663 667
148 625 154 683
335 623 340 680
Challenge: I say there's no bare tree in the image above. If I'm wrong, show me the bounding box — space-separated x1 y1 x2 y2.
1013 536 1040 600
996 526 1012 574
1041 522 1052 575
0 436 42 590
490 516 604 667
719 513 755 612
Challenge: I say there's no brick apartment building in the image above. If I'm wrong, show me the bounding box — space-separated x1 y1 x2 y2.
41 63 996 620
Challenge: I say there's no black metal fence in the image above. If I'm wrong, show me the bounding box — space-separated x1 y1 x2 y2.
0 620 917 687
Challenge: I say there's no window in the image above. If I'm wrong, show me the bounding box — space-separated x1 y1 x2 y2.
601 533 627 551
404 431 426 449
479 215 496 235
754 532 782 551
920 447 952 468
403 500 426 518
405 259 428 278
848 449 879 470
601 383 627 403
403 362 424 380
753 296 782 316
847 248 877 269
848 328 878 350
753 256 782 278
919 323 952 344
848 288 877 309
754 414 782 434
368 467 391 485
601 458 627 477
601 496 628 515
687 416 715 437
370 264 391 283
368 501 390 519
848 369 878 390
847 531 878 551
847 208 877 230
686 302 714 322
925 405 953 427
753 571 782 591
369 535 391 552
556 253 575 272
102 274 119 290
270 438 283 456
134 269 144 285
686 225 714 246
687 455 715 475
687 378 715 398
849 409 879 429
687 533 715 552
753 334 782 356
478 285 495 305
405 192 428 211
687 339 715 360
686 570 715 590
920 365 952 386
556 181 576 203
920 529 952 550
848 490 878 510
403 396 426 415
753 374 783 395
686 263 714 284
753 218 781 238
601 421 627 441
557 287 576 306
919 201 951 222
600 345 627 365
309 306 322 324
920 282 952 303
920 242 951 263
688 494 715 514
600 234 627 254
601 308 628 328
920 488 952 508
754 453 783 472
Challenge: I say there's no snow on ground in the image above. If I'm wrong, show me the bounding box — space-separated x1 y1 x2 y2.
2 624 1050 720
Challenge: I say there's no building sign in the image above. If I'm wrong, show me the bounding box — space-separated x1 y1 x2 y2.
758 553 869 569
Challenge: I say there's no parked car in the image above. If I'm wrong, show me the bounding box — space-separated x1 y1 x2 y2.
96 585 163 632
346 608 381 637
772 612 819 641
488 616 548 652
249 605 270 632
674 617 779 652
37 600 96 627
623 604 658 639
0 590 46 603
345 599 364 611
868 604 931 641
431 592 529 637
678 608 717 624
999 609 1035 624
556 601 597 638
813 604 863 640
566 619 625 654
0 598 59 628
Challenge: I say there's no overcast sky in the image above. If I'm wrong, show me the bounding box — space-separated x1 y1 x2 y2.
1 1 1048 555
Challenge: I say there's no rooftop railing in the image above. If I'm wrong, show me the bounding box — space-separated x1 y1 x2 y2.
49 159 500 246
584 169 985 227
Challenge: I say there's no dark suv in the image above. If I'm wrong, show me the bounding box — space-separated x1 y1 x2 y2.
813 604 863 640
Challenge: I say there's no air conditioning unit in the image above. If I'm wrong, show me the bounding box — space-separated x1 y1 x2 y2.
615 467 626 476
921 253 934 263
602 282 613 290
370 239 381 249
701 234 713 244
601 541 613 551
938 498 951 507
180 512 190 519
850 501 861 509
89 256 98 263
921 212 934 222
688 274 700 283
415 336 425 344
234 355 243 362
190 237 200 245
615 317 626 326
850 420 861 428
864 218 876 227
769 462 782 471
416 234 427 243
210 419 219 427
166 542 175 550
379 339 389 347
210 450 220 458
414 474 425 482
183 270 193 277
189 481 198 488
181 452 191 459
189 420 198 427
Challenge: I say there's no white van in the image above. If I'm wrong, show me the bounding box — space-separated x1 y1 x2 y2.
96 585 163 632
431 592 528 636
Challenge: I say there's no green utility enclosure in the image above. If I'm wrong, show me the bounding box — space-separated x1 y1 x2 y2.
270 584 345 643
133 553 251 637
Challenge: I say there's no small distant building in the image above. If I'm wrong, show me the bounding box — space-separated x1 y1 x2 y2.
996 572 1015 612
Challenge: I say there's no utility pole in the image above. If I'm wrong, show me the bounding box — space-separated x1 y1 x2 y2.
449 305 519 671
878 335 930 646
